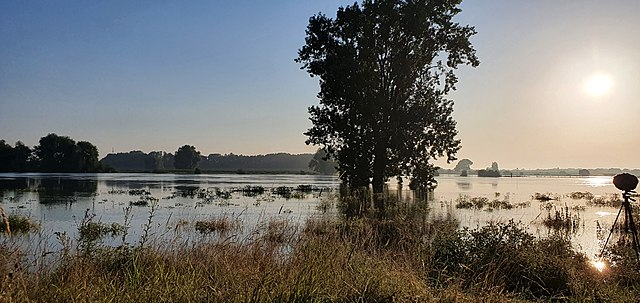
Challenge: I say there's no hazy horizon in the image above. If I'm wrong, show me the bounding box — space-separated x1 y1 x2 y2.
2 1 639 169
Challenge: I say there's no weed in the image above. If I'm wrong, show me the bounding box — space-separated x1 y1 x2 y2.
194 216 240 235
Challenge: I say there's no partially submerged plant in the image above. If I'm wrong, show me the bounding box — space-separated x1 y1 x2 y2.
195 216 240 235
0 209 39 235
541 205 582 234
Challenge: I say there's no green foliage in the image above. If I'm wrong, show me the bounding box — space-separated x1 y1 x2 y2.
173 144 201 169
77 210 126 256
428 220 590 299
297 0 478 194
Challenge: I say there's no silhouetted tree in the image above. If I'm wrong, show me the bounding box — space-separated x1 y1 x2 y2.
297 0 478 207
12 141 33 171
35 134 78 172
454 159 473 173
75 141 100 172
146 151 167 170
174 145 201 169
308 149 338 175
0 140 14 172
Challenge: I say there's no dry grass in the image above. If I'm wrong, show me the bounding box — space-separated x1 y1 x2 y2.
0 197 638 302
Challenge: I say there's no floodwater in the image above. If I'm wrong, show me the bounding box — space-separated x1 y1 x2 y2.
0 173 631 259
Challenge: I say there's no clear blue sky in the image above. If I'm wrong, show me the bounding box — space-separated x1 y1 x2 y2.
1 1 639 169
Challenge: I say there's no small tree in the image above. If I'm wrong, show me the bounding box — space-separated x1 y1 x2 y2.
75 141 100 172
174 145 201 170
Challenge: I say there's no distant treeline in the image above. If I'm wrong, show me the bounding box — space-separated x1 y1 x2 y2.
439 168 640 177
0 134 109 173
100 150 337 174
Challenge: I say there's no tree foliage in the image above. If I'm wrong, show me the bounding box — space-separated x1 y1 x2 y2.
35 134 102 173
0 134 103 173
174 145 201 170
297 0 478 196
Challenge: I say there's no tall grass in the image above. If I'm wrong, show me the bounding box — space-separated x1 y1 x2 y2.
0 195 639 302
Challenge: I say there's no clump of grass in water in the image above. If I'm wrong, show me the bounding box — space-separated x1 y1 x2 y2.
533 192 557 201
0 209 40 235
587 193 622 207
541 205 582 234
455 195 488 209
195 216 240 235
568 191 595 200
456 194 527 211
76 209 126 255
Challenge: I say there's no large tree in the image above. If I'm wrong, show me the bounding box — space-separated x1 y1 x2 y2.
297 0 478 204
35 133 78 172
75 141 100 172
174 145 201 170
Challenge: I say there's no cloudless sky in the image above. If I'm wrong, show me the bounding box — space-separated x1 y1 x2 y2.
1 1 639 169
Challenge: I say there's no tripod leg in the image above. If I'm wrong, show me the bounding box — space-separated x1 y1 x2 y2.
600 203 626 258
624 197 640 262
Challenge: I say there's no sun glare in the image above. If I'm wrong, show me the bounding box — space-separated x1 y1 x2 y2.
591 259 606 272
583 73 613 97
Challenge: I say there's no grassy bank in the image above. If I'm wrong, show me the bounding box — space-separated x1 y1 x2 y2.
1 200 639 302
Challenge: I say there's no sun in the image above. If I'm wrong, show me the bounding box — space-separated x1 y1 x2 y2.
583 73 613 97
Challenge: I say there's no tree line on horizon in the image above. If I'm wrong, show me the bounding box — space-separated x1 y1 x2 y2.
0 133 107 173
0 135 338 174
101 148 337 174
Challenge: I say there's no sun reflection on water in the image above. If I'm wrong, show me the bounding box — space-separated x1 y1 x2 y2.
585 177 612 188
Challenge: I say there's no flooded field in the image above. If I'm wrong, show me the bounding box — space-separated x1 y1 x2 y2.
0 173 633 260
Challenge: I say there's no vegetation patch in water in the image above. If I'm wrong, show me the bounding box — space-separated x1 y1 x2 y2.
533 192 557 201
456 194 528 211
540 205 582 234
0 210 39 235
568 191 595 200
587 193 622 207
195 216 240 235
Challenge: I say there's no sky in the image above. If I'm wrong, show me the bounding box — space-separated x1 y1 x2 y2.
1 1 639 170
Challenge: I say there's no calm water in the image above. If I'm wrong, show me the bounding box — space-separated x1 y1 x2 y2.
0 173 630 259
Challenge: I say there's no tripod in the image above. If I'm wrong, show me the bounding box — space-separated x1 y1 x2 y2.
600 190 640 262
